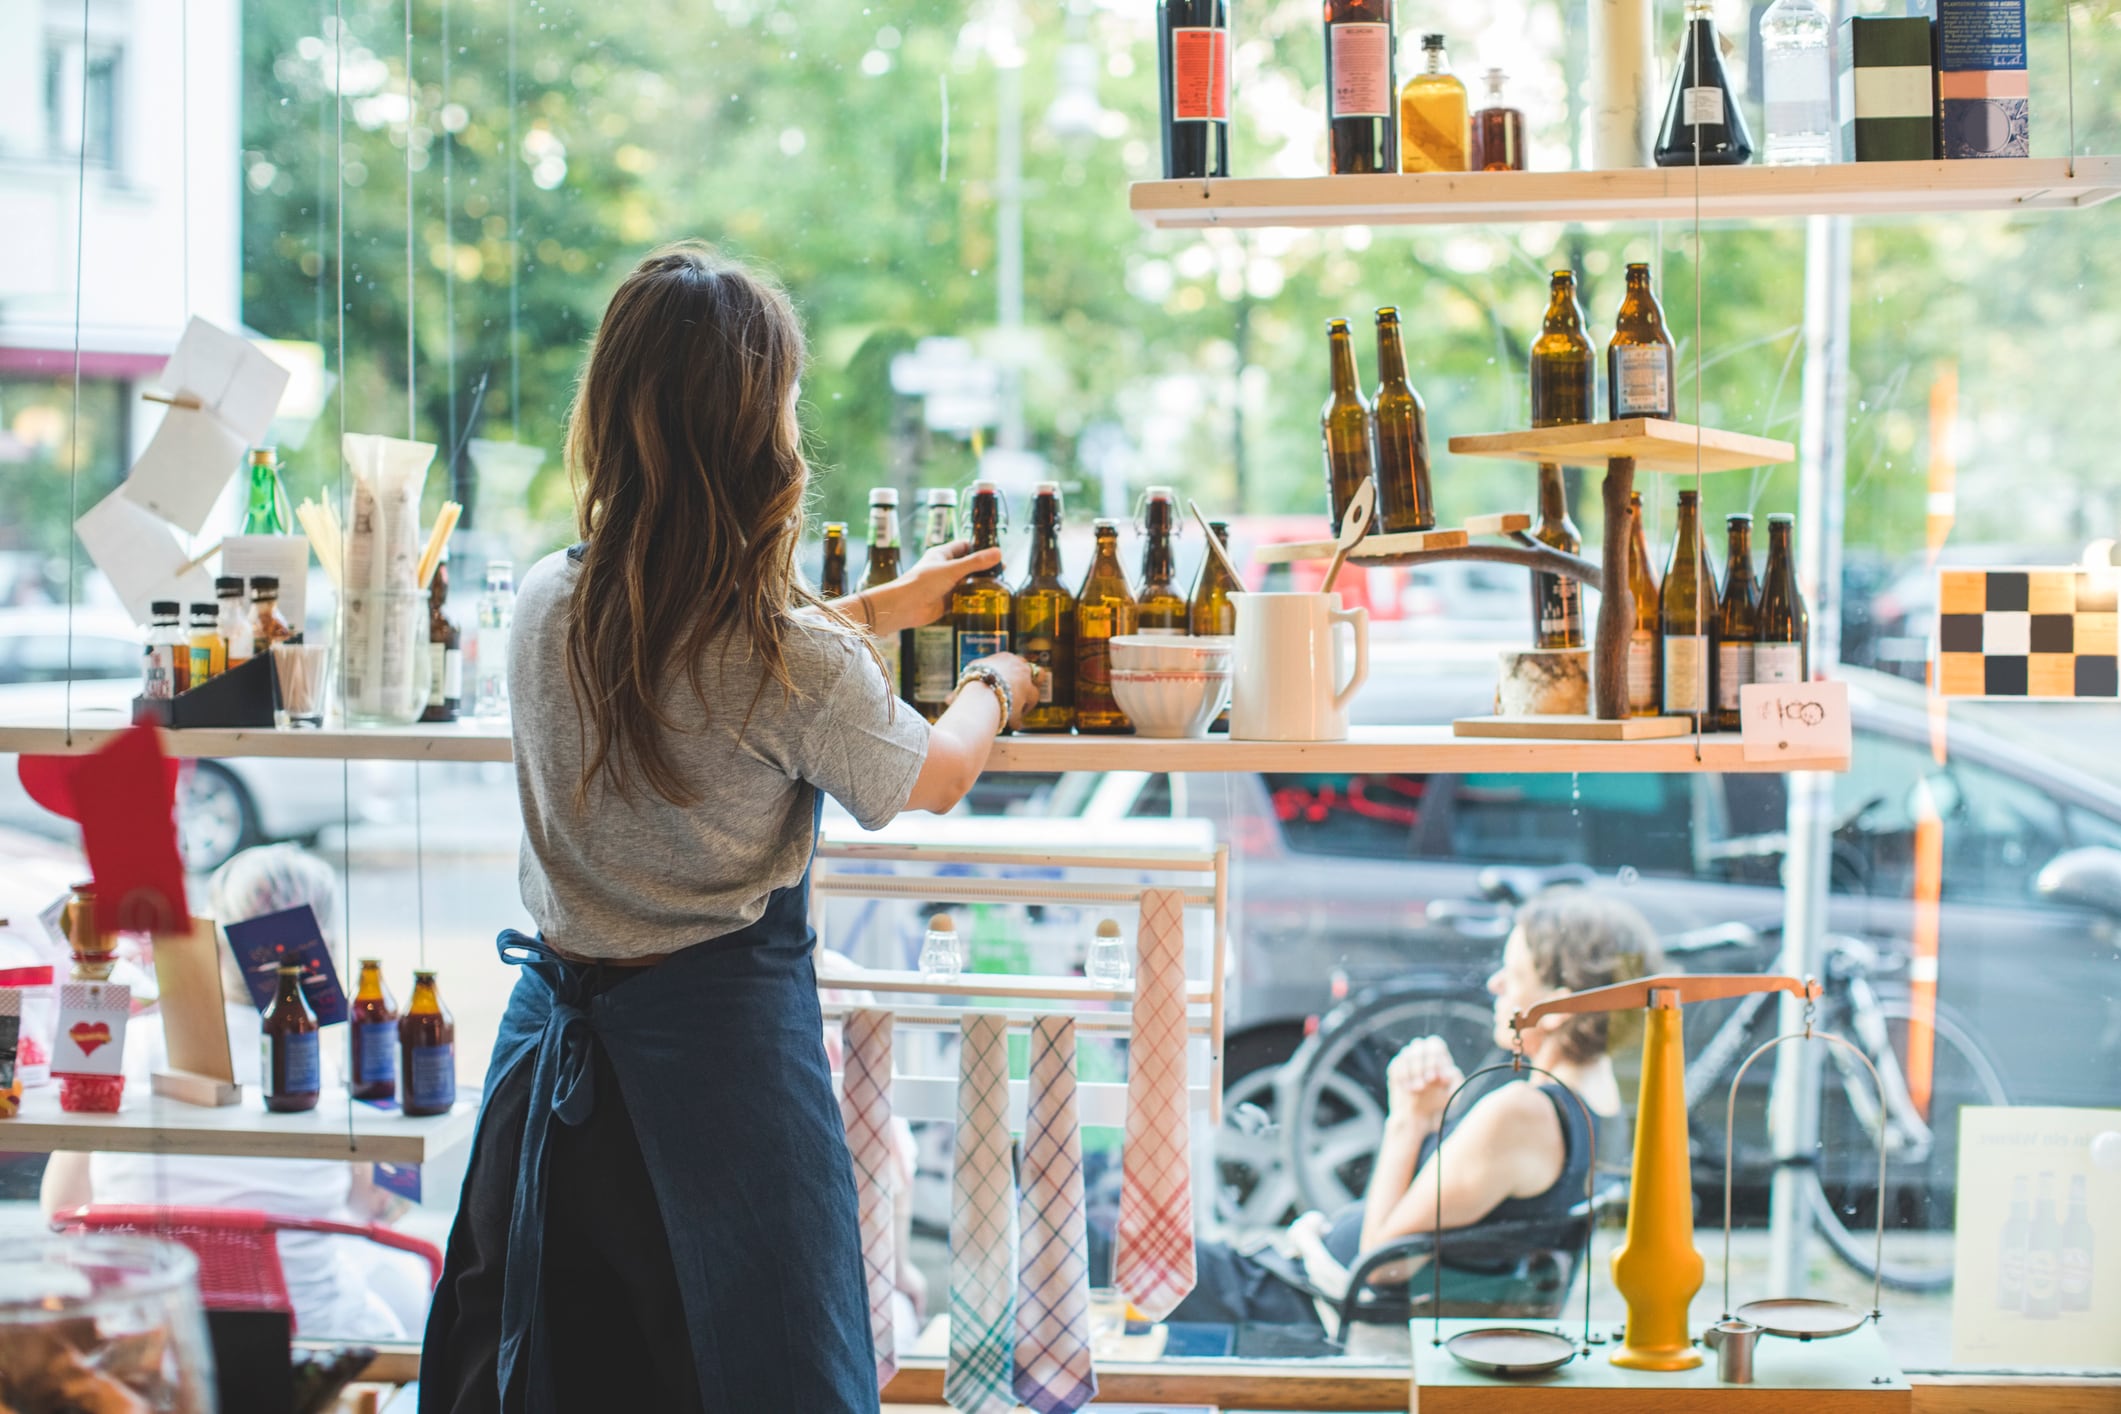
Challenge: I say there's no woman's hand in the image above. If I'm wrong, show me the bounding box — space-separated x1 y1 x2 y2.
1385 1035 1463 1131
856 539 1004 637
966 652 1039 732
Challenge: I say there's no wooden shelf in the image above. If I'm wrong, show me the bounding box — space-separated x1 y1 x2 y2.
1255 513 1532 566
1456 714 1695 740
0 1084 478 1164
1448 419 1795 473
1129 156 2121 229
0 709 516 763
0 715 1841 772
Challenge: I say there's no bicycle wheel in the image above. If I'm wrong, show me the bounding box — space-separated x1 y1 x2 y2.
1804 993 2010 1292
1280 990 1499 1215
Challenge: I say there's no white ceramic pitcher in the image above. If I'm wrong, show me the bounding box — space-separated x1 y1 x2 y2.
1230 591 1369 742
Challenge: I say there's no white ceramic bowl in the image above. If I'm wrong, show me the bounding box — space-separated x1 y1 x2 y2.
1110 634 1236 673
1110 666 1231 739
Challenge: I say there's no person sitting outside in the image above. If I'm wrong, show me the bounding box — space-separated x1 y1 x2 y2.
1171 889 1662 1332
41 845 431 1340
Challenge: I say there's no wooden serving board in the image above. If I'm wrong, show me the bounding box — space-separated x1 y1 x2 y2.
1447 419 1795 474
1254 527 1472 565
1454 714 1698 741
1411 1319 1910 1412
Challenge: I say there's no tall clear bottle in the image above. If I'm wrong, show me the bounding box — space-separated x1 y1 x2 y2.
949 482 1012 675
1015 482 1076 733
1625 493 1661 716
1608 262 1677 421
1655 0 1754 166
1658 489 1720 726
1713 514 1759 732
908 488 960 720
473 560 515 719
1530 270 1595 428
1371 307 1434 533
1530 464 1584 649
1075 520 1139 734
1158 0 1231 178
858 489 904 691
1321 318 1376 532
1398 33 1468 172
1754 513 1809 683
1760 0 1834 166
1135 487 1189 635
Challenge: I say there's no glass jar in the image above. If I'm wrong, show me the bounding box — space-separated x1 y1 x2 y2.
0 1235 215 1412
340 587 434 727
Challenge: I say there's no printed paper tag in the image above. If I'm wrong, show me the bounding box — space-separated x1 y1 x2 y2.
224 905 348 1025
54 982 132 1077
1684 85 1725 125
375 1161 423 1202
1740 680 1851 763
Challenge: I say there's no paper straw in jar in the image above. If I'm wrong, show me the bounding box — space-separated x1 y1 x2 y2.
416 501 463 589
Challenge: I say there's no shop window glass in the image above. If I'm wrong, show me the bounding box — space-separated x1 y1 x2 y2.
1259 772 1428 859
1429 772 1692 876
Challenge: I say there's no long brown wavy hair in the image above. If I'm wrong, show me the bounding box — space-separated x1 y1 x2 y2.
562 242 837 807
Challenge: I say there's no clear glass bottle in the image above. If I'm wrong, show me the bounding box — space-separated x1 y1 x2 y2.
186 601 223 687
1086 918 1132 989
919 914 963 983
1398 33 1469 173
1760 0 1834 166
216 576 254 669
250 576 294 655
1470 67 1526 171
143 601 183 699
909 488 961 720
473 560 516 719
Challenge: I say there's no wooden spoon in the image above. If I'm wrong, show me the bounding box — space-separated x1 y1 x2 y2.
1322 479 1376 596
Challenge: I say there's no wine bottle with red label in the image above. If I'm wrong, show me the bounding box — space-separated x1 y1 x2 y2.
1324 0 1396 173
1159 0 1230 179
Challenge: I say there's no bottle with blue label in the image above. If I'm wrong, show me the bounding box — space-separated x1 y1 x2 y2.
949 480 1012 676
349 958 399 1102
262 963 321 1113
398 970 457 1117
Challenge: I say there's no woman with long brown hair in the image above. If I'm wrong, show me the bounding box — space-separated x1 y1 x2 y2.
420 243 1037 1413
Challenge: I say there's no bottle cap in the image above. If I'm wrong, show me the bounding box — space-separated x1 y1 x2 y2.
151 600 179 617
277 963 301 975
824 522 848 534
1093 518 1120 533
190 602 217 616
1376 305 1400 322
869 487 899 506
928 914 956 933
925 487 959 506
1767 512 1794 524
1422 31 1446 46
1627 261 1651 273
1145 485 1174 503
249 447 277 465
249 575 280 593
1678 488 1700 503
215 576 245 595
1726 512 1753 525
1095 918 1122 938
1034 480 1061 496
1326 316 1350 332
971 480 1000 496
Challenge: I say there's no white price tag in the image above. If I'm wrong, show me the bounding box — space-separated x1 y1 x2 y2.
1740 680 1851 763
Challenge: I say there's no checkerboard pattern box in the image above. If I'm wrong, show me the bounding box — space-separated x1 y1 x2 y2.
1936 568 2120 698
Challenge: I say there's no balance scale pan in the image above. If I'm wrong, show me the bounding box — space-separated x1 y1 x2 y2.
1734 1297 1869 1340
1444 1326 1579 1377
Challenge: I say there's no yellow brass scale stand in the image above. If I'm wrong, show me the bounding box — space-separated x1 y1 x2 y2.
1414 973 1909 1409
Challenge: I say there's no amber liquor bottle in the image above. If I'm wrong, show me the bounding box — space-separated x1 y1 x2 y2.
1371 308 1434 533
1324 0 1397 173
1530 270 1595 428
1471 68 1525 171
1321 318 1376 533
262 963 321 1114
1015 482 1076 732
1713 514 1760 731
1158 0 1231 178
399 971 457 1117
1075 520 1139 734
349 958 399 1102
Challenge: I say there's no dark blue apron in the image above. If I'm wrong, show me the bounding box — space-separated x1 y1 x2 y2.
420 798 877 1413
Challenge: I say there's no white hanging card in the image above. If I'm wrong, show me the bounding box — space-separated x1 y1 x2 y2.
76 489 217 625
1739 679 1852 763
123 317 292 535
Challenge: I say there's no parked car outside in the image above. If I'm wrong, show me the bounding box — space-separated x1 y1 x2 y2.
0 607 406 871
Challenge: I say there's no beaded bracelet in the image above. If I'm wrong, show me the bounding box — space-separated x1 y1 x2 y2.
949 663 1012 735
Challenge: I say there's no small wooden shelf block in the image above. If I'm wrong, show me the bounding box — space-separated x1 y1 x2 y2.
1447 419 1796 474
1128 156 2121 230
1253 526 1470 565
1454 714 1696 741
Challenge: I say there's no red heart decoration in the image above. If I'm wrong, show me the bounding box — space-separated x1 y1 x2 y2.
69 1021 112 1056
17 756 80 822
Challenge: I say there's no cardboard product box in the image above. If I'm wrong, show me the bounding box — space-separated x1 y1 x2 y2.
1840 17 1938 162
1935 0 2029 157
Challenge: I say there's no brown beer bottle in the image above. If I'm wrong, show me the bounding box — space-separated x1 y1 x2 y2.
1075 520 1139 734
1658 489 1720 726
1626 492 1662 717
261 963 321 1114
1371 308 1434 534
1529 463 1584 649
1529 270 1595 428
1607 262 1677 421
819 523 849 600
1754 513 1809 684
349 958 399 1102
949 482 1013 676
399 971 457 1116
858 489 904 691
1713 514 1760 731
1135 488 1189 635
1321 319 1375 533
1015 482 1076 733
1191 520 1241 732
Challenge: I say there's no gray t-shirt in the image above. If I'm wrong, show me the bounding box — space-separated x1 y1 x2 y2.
510 549 929 958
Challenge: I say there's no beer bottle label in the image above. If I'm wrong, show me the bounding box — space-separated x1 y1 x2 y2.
1753 643 1803 684
266 1031 320 1096
1170 27 1229 121
1716 642 1754 710
1328 23 1391 117
957 630 1009 676
1020 632 1056 699
1662 635 1707 714
1538 576 1584 646
1628 630 1659 711
355 1021 396 1086
1612 346 1672 417
408 1043 457 1111
912 625 956 702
